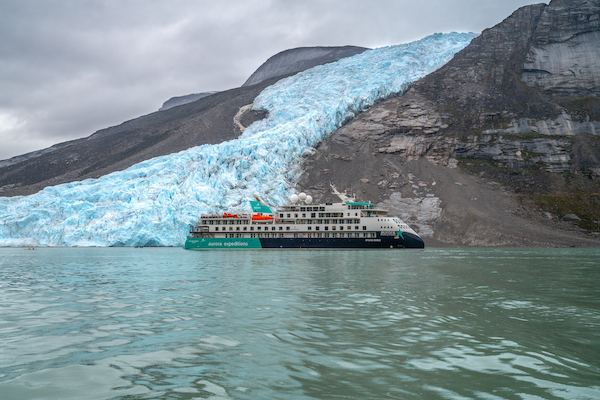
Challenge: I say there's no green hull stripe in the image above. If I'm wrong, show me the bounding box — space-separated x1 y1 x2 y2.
185 237 262 250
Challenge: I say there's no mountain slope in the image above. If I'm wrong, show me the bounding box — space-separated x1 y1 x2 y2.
0 79 274 197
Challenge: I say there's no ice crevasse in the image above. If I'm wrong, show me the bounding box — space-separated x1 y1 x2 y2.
0 32 477 247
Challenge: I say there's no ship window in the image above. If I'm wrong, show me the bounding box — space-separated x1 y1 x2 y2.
324 220 328 224
287 214 291 218
332 226 336 230
363 226 367 230
236 227 240 231
355 226 359 230
294 214 298 218
348 226 351 230
250 227 254 231
317 233 322 238
272 227 276 231
294 233 298 238
311 213 316 218
324 226 328 231
286 227 290 231
355 213 358 216
215 227 219 231
340 226 343 230
280 233 284 238
229 227 233 231
308 226 312 230
300 207 306 211
279 227 282 231
316 226 320 231
280 214 284 218
243 227 247 231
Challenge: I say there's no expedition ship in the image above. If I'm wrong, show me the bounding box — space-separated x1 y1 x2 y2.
184 186 424 250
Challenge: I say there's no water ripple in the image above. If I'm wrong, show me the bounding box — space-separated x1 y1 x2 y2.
0 248 599 399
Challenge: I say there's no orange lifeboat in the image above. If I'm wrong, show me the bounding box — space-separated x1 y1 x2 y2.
252 215 274 221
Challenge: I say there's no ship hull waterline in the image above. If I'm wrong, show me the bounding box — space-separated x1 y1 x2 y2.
184 232 424 250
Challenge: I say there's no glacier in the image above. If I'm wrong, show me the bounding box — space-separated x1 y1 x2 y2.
0 32 477 247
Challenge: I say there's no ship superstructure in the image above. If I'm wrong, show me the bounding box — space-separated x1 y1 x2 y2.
185 187 424 250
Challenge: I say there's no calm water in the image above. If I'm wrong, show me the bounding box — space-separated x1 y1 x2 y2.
0 248 599 400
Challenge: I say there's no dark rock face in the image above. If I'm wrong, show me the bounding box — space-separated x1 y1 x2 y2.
522 0 600 97
414 3 553 124
242 46 368 87
299 0 600 246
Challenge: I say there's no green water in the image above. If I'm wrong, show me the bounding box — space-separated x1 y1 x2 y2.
0 248 599 399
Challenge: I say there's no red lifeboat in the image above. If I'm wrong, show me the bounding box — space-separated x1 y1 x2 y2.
251 215 274 221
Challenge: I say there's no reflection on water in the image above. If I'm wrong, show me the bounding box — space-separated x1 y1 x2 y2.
0 248 599 399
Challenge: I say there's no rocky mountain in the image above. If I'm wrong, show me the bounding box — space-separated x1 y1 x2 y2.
298 0 600 246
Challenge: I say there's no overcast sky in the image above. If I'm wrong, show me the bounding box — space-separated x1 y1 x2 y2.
0 0 543 160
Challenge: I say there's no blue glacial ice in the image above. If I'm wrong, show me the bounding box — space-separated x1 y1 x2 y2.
0 32 477 247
